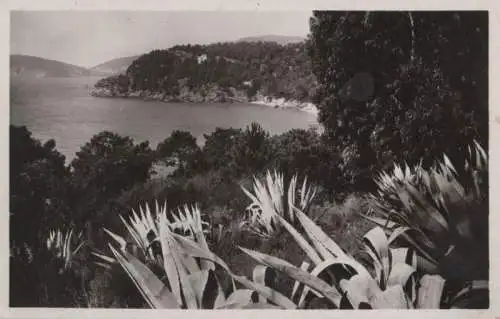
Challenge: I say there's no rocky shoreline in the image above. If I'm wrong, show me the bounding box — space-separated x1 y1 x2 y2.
89 86 319 116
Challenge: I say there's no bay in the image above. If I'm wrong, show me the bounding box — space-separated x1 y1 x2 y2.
10 76 318 162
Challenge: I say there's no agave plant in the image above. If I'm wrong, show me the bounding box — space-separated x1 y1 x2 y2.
238 202 485 309
96 201 298 309
94 202 210 265
237 168 487 308
364 142 488 306
240 170 318 238
46 228 86 273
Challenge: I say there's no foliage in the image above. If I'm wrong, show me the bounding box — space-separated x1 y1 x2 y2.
95 41 317 102
201 127 243 171
308 11 488 192
69 131 155 243
12 12 489 309
199 123 278 178
10 129 157 307
239 185 487 308
269 128 344 198
10 125 72 306
10 126 70 247
38 228 90 307
10 102 489 310
102 196 484 309
156 130 205 175
71 131 155 196
10 225 90 307
94 74 130 95
98 202 295 309
240 170 317 238
315 194 374 255
364 142 488 307
101 158 487 309
230 122 276 175
46 228 86 273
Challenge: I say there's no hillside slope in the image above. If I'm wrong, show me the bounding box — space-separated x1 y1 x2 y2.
91 41 318 109
10 55 93 78
89 55 139 75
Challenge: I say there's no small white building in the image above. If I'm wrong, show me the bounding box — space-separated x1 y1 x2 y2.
197 54 208 64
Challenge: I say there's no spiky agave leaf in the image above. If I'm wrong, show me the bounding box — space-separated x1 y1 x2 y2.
366 142 488 285
45 228 85 272
244 201 437 309
104 199 296 309
417 274 445 309
239 246 343 307
100 200 230 308
291 261 311 303
109 245 180 308
110 228 298 309
107 212 221 308
241 171 282 235
172 234 297 309
241 170 318 238
100 201 214 265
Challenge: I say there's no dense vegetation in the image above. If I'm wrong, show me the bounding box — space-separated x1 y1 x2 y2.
93 41 317 103
308 11 488 191
10 11 488 309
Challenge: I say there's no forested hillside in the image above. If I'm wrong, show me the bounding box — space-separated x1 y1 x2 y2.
91 41 317 104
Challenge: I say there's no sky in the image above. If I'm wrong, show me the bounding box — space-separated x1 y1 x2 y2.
10 11 312 68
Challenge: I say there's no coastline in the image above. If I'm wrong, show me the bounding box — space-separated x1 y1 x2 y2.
249 97 318 116
89 87 319 116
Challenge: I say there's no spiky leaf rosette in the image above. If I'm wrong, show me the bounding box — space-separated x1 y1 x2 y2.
241 170 318 238
46 228 86 273
99 201 298 309
364 142 488 307
239 208 449 309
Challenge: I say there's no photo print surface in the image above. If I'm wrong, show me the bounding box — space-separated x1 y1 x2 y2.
9 10 489 309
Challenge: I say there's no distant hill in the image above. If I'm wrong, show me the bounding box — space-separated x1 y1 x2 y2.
10 55 96 78
237 35 305 45
89 55 139 75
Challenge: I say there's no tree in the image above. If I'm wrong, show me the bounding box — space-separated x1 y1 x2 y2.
202 127 243 171
308 11 488 191
271 128 343 198
69 131 155 243
156 130 204 175
10 125 71 306
412 12 488 153
231 122 276 175
10 126 69 247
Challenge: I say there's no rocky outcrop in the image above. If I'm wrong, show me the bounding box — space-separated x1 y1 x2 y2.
90 82 318 115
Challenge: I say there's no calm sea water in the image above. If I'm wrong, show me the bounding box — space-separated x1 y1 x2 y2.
10 76 318 162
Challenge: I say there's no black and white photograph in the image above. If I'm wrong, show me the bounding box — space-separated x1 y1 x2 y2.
8 9 490 311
